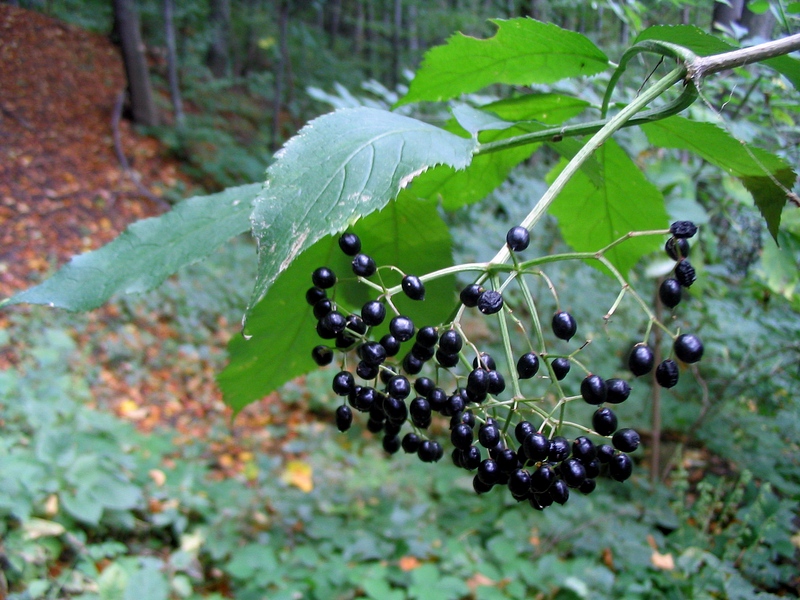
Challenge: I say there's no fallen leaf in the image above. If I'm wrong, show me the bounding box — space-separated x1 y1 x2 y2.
651 551 675 570
281 459 313 493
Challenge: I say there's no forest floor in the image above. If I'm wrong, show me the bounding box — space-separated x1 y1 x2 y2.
0 6 300 479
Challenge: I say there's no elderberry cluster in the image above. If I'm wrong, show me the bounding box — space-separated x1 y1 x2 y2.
307 221 704 511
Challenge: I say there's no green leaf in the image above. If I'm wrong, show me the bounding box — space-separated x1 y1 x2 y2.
635 25 800 92
548 139 668 276
641 116 795 239
1 184 260 311
220 196 456 413
483 93 591 124
247 107 474 321
398 18 608 106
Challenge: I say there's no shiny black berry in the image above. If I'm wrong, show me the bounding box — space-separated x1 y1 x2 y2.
313 299 334 320
487 370 505 395
578 478 597 495
551 357 570 380
472 353 497 371
477 290 504 315
548 436 570 462
379 334 401 357
320 311 347 335
517 352 540 379
675 260 696 287
655 359 679 388
592 407 618 436
670 221 698 239
552 311 577 341
523 432 550 462
306 286 326 306
609 452 633 481
478 423 501 448
312 267 336 289
674 333 704 363
352 253 377 277
530 464 556 492
473 475 494 494
581 374 607 405
409 397 431 427
550 479 570 504
612 428 641 453
402 352 425 375
665 237 690 260
506 226 530 251
415 326 438 348
390 316 415 342
460 284 483 307
311 345 334 366
477 458 501 485
356 361 379 380
414 377 435 397
436 350 459 368
508 469 532 496
332 371 355 396
606 378 631 404
571 436 596 462
402 275 426 300
417 440 441 463
335 405 353 431
338 233 361 255
560 458 587 488
461 445 482 470
596 444 615 463
361 300 386 326
628 343 655 376
382 435 401 454
359 341 387 366
438 330 463 354
659 278 682 309
385 375 411 399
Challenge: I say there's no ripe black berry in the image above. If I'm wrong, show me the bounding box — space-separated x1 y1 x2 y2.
472 353 496 371
352 253 377 277
487 370 505 395
306 286 327 306
390 316 415 342
477 290 504 315
548 436 571 462
550 479 570 504
338 233 361 255
478 423 500 448
361 300 386 326
436 350 459 368
401 433 420 453
670 220 698 239
609 452 633 481
560 458 587 488
320 311 347 335
444 393 466 416
552 311 577 341
352 386 377 412
461 445 482 470
311 345 333 366
665 237 690 261
551 358 570 380
359 341 387 366
312 267 336 289
335 405 353 432
402 275 426 300
517 352 540 379
578 478 597 495
313 298 334 320
571 436 596 462
438 330 463 354
356 361 379 380
523 432 550 462
515 421 535 445
675 260 696 287
581 374 607 405
606 378 631 404
460 284 483 307
416 326 438 348
612 428 641 453
659 278 682 309
385 375 411 399
506 226 530 252
530 464 555 492
473 476 493 494
674 333 704 364
332 371 355 396
379 334 401 357
402 352 425 375
592 407 618 436
496 448 519 473
655 359 679 388
409 398 431 428
508 469 532 496
383 396 408 423
382 435 401 454
596 444 615 463
426 388 447 412
467 369 490 397
584 459 601 479
477 459 500 484
628 343 655 376
417 440 440 463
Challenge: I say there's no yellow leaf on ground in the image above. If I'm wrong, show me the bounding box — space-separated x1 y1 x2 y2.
651 551 675 570
282 460 313 493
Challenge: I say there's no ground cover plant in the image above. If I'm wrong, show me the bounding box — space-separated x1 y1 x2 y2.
2 10 800 599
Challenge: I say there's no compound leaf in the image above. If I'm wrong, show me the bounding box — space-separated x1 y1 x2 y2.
1 184 260 311
247 107 474 323
549 139 668 276
221 196 455 413
398 18 608 106
642 116 795 239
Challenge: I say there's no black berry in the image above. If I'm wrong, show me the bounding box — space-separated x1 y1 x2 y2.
506 226 530 252
628 343 655 376
352 253 377 277
385 375 411 399
359 341 387 366
523 432 550 462
477 290 504 315
548 436 570 462
461 446 482 470
478 422 501 448
335 405 353 432
571 436 596 461
675 260 696 287
659 278 682 308
578 478 597 495
517 352 540 379
332 371 355 396
477 459 500 484
306 286 326 306
382 435 401 454
655 359 679 388
460 284 483 307
416 326 438 348
401 433 420 453
550 479 570 504
665 237 690 260
606 378 631 404
401 275 426 300
379 334 401 357
580 374 607 405
312 267 336 289
612 428 641 453
438 330 463 354
414 377 435 397
670 221 698 239
356 361 379 380
417 440 441 463
674 333 704 363
402 352 425 375
508 469 532 496
389 316 415 342
487 370 505 394
311 345 334 366
552 311 577 341
530 464 556 492
472 353 497 371
436 350 460 368
551 358 571 380
592 407 618 436
313 298 334 320
596 444 615 463
560 458 587 488
361 300 386 326
338 233 362 255
609 452 633 481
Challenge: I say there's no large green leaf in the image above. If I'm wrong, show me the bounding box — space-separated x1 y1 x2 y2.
635 26 800 91
0 184 260 311
220 196 456 413
641 116 795 239
548 139 668 276
397 18 608 106
247 107 474 322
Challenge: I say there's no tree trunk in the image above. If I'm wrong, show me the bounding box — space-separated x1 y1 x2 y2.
207 0 231 78
712 0 745 35
739 5 775 40
271 0 290 150
391 0 402 88
355 0 365 56
163 0 184 127
113 0 159 127
365 0 375 78
713 0 775 39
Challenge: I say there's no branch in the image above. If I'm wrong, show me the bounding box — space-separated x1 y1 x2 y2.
687 32 800 82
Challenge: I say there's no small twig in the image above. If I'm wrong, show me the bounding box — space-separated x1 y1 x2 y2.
112 90 170 211
687 33 800 83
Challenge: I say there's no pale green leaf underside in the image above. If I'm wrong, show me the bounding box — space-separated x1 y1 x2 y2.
247 107 475 323
1 184 260 312
398 18 608 106
220 197 456 413
641 116 795 239
549 140 668 276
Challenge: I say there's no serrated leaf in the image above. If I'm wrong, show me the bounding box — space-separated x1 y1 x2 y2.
220 197 456 413
635 25 800 91
398 18 608 106
548 139 668 276
1 184 260 311
641 116 795 239
483 93 591 124
247 107 474 322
